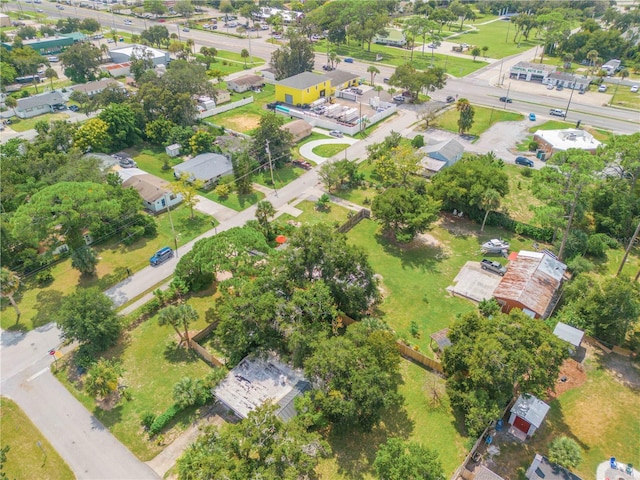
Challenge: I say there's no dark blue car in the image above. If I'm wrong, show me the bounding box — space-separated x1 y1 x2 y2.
150 247 173 266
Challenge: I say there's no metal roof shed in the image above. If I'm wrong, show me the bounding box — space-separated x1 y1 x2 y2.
508 394 550 438
553 322 584 348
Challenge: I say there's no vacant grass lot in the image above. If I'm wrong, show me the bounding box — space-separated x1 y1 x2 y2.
279 200 351 227
0 205 210 331
207 84 276 134
128 145 183 182
434 105 524 137
8 112 70 132
54 309 212 461
447 20 541 59
313 40 486 77
316 360 468 479
501 165 541 224
254 163 305 189
0 397 74 480
201 188 264 211
609 87 640 111
493 351 640 479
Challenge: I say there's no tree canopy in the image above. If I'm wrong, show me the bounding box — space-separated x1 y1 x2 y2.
177 403 330 480
60 42 102 83
443 310 568 436
54 287 121 354
270 31 315 80
373 437 445 480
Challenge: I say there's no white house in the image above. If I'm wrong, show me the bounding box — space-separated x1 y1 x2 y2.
15 91 65 119
118 168 182 213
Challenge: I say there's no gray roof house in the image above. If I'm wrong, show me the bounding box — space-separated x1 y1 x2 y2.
227 74 264 93
526 454 583 480
15 91 65 119
70 79 123 97
173 152 233 188
508 394 550 440
323 69 360 90
420 138 464 176
119 169 183 213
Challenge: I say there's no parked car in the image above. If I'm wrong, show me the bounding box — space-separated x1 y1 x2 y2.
322 64 334 71
118 158 137 168
107 38 115 43
393 95 405 103
445 95 455 103
515 156 534 167
183 27 190 32
556 84 563 91
549 108 566 117
150 247 174 266
481 259 507 276
528 113 536 121
344 57 354 63
54 104 67 111
383 77 389 83
69 105 79 112
578 89 585 94
499 96 512 103
266 102 279 110
47 56 59 62
427 43 438 49
124 19 132 25
546 84 554 90
598 84 607 92
260 24 269 30
329 130 343 138
630 85 639 93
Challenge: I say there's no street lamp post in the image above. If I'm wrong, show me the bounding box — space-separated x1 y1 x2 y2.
504 82 511 110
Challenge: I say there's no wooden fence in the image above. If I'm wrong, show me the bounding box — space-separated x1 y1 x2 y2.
396 343 444 374
188 339 224 367
336 209 370 233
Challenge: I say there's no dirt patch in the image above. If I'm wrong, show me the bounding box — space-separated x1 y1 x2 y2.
221 113 261 133
548 358 587 399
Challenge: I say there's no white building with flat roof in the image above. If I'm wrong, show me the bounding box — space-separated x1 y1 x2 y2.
109 44 170 66
534 129 602 156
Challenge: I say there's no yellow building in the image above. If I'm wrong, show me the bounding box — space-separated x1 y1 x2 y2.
275 72 331 106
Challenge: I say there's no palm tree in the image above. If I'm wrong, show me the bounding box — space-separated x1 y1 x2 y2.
586 49 598 73
480 188 501 232
367 65 380 85
44 67 58 90
100 43 109 62
255 200 276 237
158 304 199 348
240 48 249 67
186 38 195 56
5 96 17 118
0 268 21 322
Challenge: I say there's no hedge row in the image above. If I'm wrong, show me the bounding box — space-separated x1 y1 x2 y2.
487 211 554 243
149 404 181 436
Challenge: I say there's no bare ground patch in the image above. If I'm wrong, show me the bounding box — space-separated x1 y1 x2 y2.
220 113 261 133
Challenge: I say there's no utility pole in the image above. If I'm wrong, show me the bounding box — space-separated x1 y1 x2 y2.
165 194 178 258
504 82 511 109
265 140 277 196
565 82 576 118
617 219 640 277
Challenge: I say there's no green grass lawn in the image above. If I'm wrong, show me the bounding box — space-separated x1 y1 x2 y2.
200 188 264 211
491 352 640 479
279 200 352 227
293 132 332 159
312 143 351 158
205 85 276 133
500 165 542 224
54 309 212 461
254 163 305 189
0 205 210 331
434 105 524 137
8 112 70 132
0 397 74 480
313 40 486 77
316 359 468 479
446 20 541 59
331 161 379 207
345 218 537 353
608 87 640 111
128 145 183 182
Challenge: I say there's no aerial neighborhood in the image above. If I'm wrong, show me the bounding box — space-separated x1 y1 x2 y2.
1 1 640 479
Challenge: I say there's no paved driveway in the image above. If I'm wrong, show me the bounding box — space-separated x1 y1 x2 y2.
0 326 159 480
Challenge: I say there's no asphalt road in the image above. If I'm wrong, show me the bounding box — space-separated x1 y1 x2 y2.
8 3 639 134
0 325 159 479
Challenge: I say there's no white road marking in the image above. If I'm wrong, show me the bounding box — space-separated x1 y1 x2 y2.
26 368 49 382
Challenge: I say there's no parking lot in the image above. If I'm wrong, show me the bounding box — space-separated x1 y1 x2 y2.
447 261 503 303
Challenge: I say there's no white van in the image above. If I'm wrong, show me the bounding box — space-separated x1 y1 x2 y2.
598 84 608 92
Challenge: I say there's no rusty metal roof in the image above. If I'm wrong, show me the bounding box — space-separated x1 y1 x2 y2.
493 251 566 318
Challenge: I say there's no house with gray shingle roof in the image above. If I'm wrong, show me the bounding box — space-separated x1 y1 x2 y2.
173 152 233 189
419 138 464 176
15 91 65 119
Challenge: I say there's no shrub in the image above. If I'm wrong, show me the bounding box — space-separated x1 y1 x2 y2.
214 183 231 198
520 168 533 178
528 141 539 151
141 412 156 431
149 404 181 436
558 230 588 260
548 436 582 470
411 135 424 148
566 256 594 275
586 233 611 258
35 268 54 286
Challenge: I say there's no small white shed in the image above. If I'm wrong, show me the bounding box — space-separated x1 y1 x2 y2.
165 144 181 157
508 394 550 438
